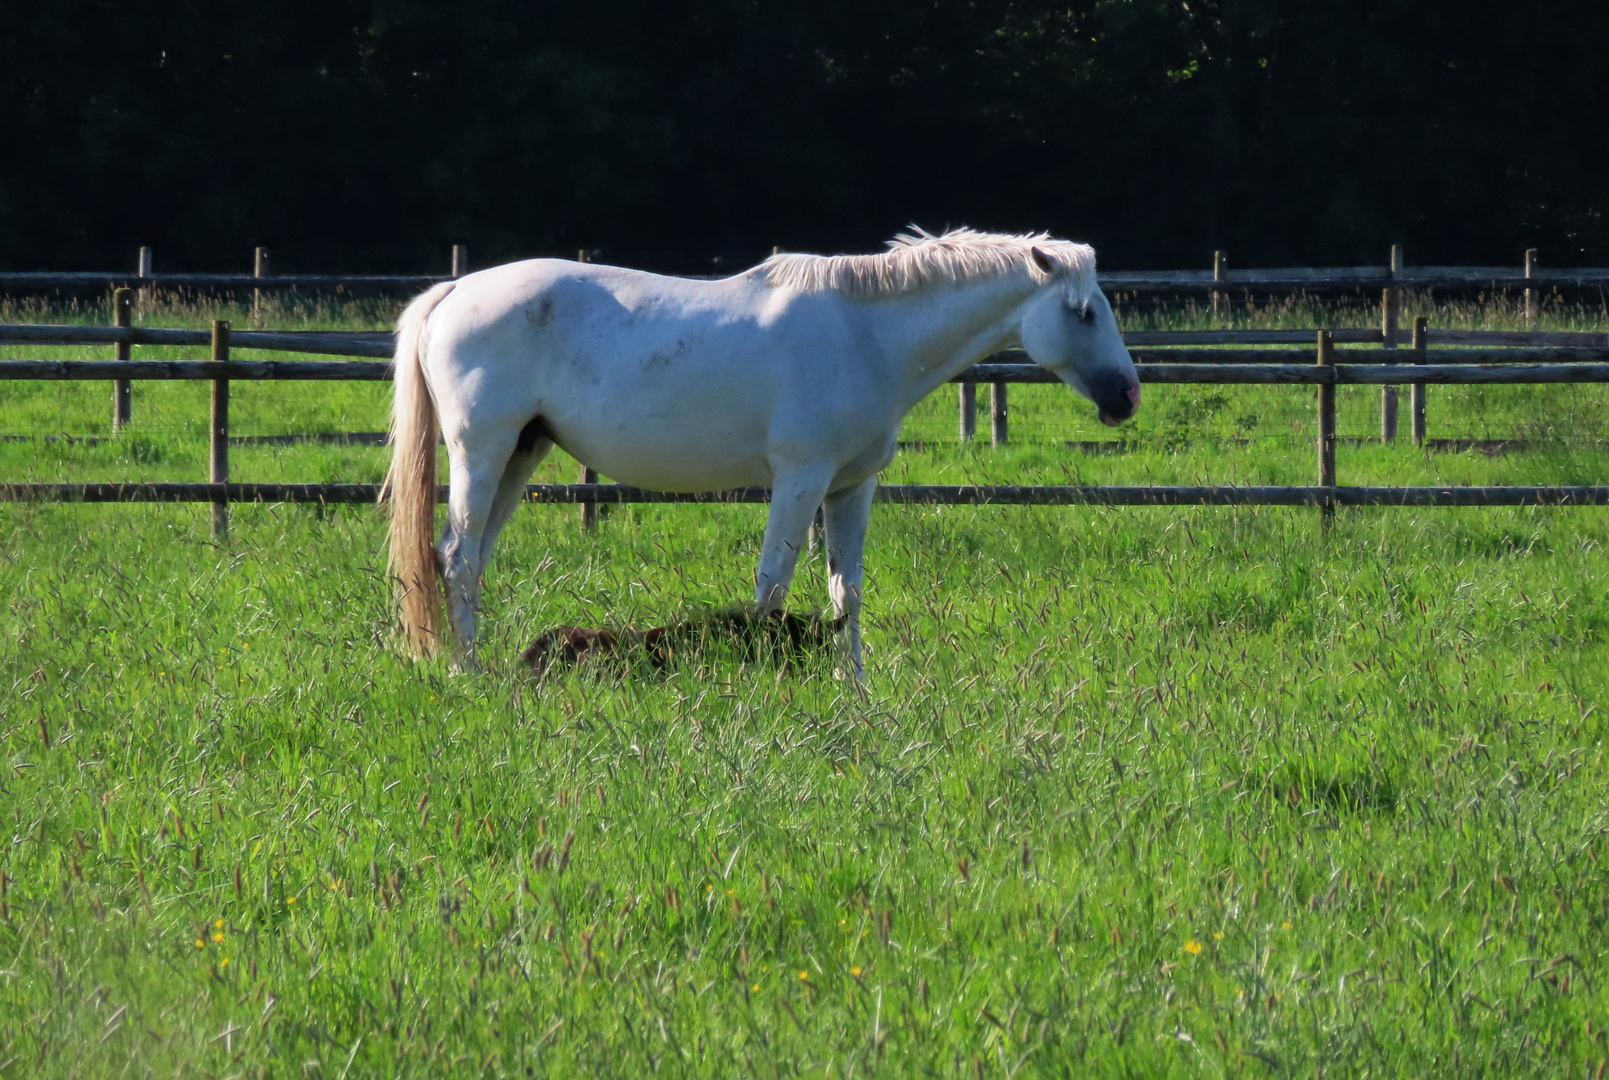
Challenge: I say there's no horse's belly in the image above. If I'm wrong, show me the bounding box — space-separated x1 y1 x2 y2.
589 448 773 492
550 391 778 492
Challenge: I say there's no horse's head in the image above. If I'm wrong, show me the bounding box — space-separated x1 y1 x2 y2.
1019 248 1140 427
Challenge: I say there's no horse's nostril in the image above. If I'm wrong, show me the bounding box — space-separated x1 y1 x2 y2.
1126 383 1142 408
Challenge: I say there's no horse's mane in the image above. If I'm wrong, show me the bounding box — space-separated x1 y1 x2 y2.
757 227 1096 302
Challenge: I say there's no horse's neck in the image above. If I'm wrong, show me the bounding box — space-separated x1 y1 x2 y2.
866 276 1035 408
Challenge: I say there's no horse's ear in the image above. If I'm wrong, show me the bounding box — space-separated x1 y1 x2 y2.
1030 247 1057 276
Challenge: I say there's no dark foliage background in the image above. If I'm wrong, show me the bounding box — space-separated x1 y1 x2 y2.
2 0 1605 273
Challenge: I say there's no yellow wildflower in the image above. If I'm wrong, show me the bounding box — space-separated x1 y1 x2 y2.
215 919 225 929
287 896 297 905
850 966 862 977
212 932 224 943
1183 940 1202 955
1212 931 1223 941
195 939 206 949
798 970 809 981
1281 920 1291 930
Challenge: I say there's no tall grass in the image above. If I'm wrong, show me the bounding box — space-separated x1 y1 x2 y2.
0 290 1606 1077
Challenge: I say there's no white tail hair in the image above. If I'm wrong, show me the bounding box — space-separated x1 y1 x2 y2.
383 281 455 658
758 226 1097 302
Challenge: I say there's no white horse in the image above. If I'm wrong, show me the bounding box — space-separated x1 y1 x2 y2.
384 227 1139 675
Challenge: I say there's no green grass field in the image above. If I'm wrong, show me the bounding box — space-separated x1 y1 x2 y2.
2 292 1607 1078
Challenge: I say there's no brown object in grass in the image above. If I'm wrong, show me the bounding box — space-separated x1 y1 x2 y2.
522 609 843 674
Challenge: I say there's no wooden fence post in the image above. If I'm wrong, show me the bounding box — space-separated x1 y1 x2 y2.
451 245 468 279
1317 330 1336 532
1410 316 1428 447
1381 243 1402 442
959 382 976 441
210 320 231 540
1524 248 1538 321
579 463 598 530
990 382 1008 446
112 288 132 432
1211 250 1226 324
252 247 268 327
136 246 152 316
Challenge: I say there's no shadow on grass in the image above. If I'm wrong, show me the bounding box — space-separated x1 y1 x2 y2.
1250 763 1399 815
521 605 844 678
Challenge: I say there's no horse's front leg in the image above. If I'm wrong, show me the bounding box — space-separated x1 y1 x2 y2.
822 476 877 681
754 465 836 615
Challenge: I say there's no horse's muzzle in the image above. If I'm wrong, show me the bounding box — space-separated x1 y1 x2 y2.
1096 380 1142 427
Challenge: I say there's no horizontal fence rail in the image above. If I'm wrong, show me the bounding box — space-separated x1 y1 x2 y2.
0 273 445 291
6 355 1609 385
4 433 1592 455
6 326 1609 357
5 483 1609 508
0 360 393 380
3 318 1607 524
0 324 393 356
7 268 1609 294
1136 364 1609 385
1100 269 1609 292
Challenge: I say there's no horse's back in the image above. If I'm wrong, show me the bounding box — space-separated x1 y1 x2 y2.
429 260 789 364
418 261 881 490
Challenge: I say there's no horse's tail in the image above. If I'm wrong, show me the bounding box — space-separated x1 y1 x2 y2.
383 281 455 658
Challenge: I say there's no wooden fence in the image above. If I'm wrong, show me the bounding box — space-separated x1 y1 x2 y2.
5 243 1608 293
3 317 1608 537
8 243 1602 447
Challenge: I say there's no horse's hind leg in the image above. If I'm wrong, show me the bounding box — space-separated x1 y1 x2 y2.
439 433 521 667
479 432 553 568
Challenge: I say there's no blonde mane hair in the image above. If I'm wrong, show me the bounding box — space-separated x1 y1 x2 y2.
757 226 1096 302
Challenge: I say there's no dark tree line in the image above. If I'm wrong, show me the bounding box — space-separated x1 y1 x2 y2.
3 0 1606 273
